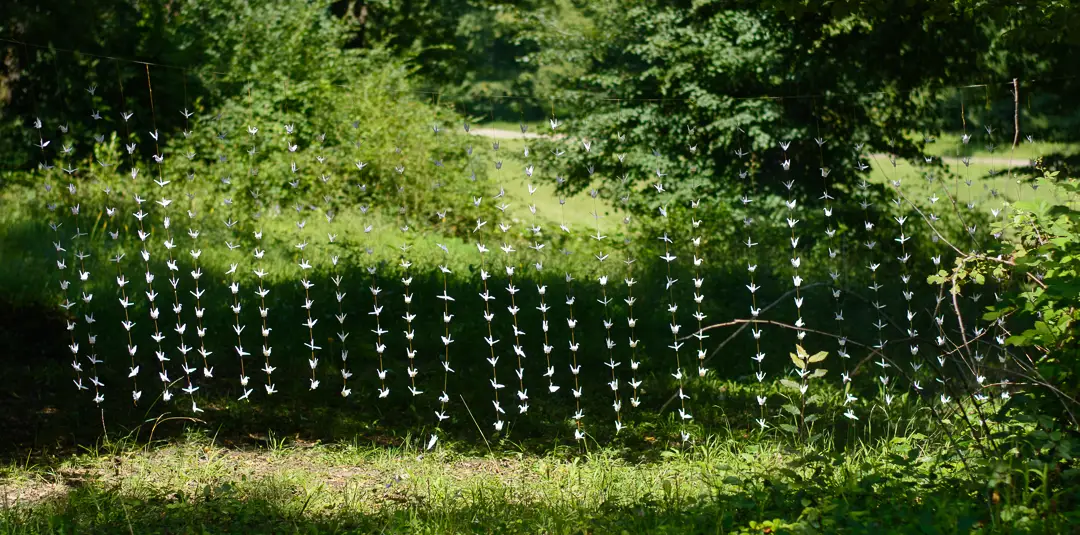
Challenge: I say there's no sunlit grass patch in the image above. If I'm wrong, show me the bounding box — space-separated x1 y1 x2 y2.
3 430 1046 534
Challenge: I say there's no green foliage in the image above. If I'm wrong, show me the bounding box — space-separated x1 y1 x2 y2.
2 0 486 224
335 0 558 119
780 345 829 440
991 167 1080 421
523 0 1078 222
927 164 1079 469
2 1 459 189
992 170 1080 352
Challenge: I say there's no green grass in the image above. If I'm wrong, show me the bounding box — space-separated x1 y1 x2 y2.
480 135 624 234
865 154 1069 218
2 424 1073 534
923 133 1079 162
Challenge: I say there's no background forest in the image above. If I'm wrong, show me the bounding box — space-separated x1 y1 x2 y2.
2 1 1080 533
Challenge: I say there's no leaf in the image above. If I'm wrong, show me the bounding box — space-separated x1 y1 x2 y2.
789 352 805 369
808 351 827 363
811 368 828 378
803 414 819 424
779 424 799 434
781 404 801 416
780 379 801 391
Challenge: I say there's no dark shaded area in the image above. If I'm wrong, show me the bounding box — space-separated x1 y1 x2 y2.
1 0 211 170
330 0 550 119
0 190 998 462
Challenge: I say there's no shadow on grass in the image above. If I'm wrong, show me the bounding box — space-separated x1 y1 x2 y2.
1 467 996 535
0 198 994 462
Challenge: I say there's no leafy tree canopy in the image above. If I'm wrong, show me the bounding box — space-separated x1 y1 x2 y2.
525 0 1078 213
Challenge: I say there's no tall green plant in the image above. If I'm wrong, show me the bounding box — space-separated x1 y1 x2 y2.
928 163 1079 433
989 167 1079 426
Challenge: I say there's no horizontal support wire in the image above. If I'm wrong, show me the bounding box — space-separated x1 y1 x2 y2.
7 37 1079 104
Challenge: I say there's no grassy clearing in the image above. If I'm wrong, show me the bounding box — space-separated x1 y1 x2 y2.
868 155 1059 208
466 126 624 234
922 133 1079 162
2 428 1059 534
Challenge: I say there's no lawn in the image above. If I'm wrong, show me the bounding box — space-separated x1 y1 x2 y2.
466 127 624 235
0 398 1056 534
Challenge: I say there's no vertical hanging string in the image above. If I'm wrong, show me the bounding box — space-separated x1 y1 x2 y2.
1010 79 1020 200
431 99 457 447
886 94 920 415
351 93 377 402
949 88 979 251
27 42 84 418
49 47 91 410
248 81 273 399
122 60 171 406
310 81 333 393
149 64 200 412
144 70 162 230
653 97 690 441
685 109 705 441
394 97 417 401
115 60 134 169
549 101 583 441
781 97 813 436
335 98 363 401
534 101 558 406
615 98 642 415
325 95 344 398
814 99 852 418
477 97 503 432
736 115 766 431
215 76 249 401
958 89 966 201
969 86 994 394
930 90 983 416
295 78 323 393
992 79 1022 404
527 103 553 416
963 87 989 252
61 51 106 424
587 107 620 434
367 88 393 403
970 88 1004 449
367 95 388 400
105 61 139 407
925 89 964 411
506 109 529 417
496 104 526 418
182 68 211 385
329 89 350 401
854 94 891 414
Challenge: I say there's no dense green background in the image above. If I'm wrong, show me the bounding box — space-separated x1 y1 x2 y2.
2 1 1079 532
